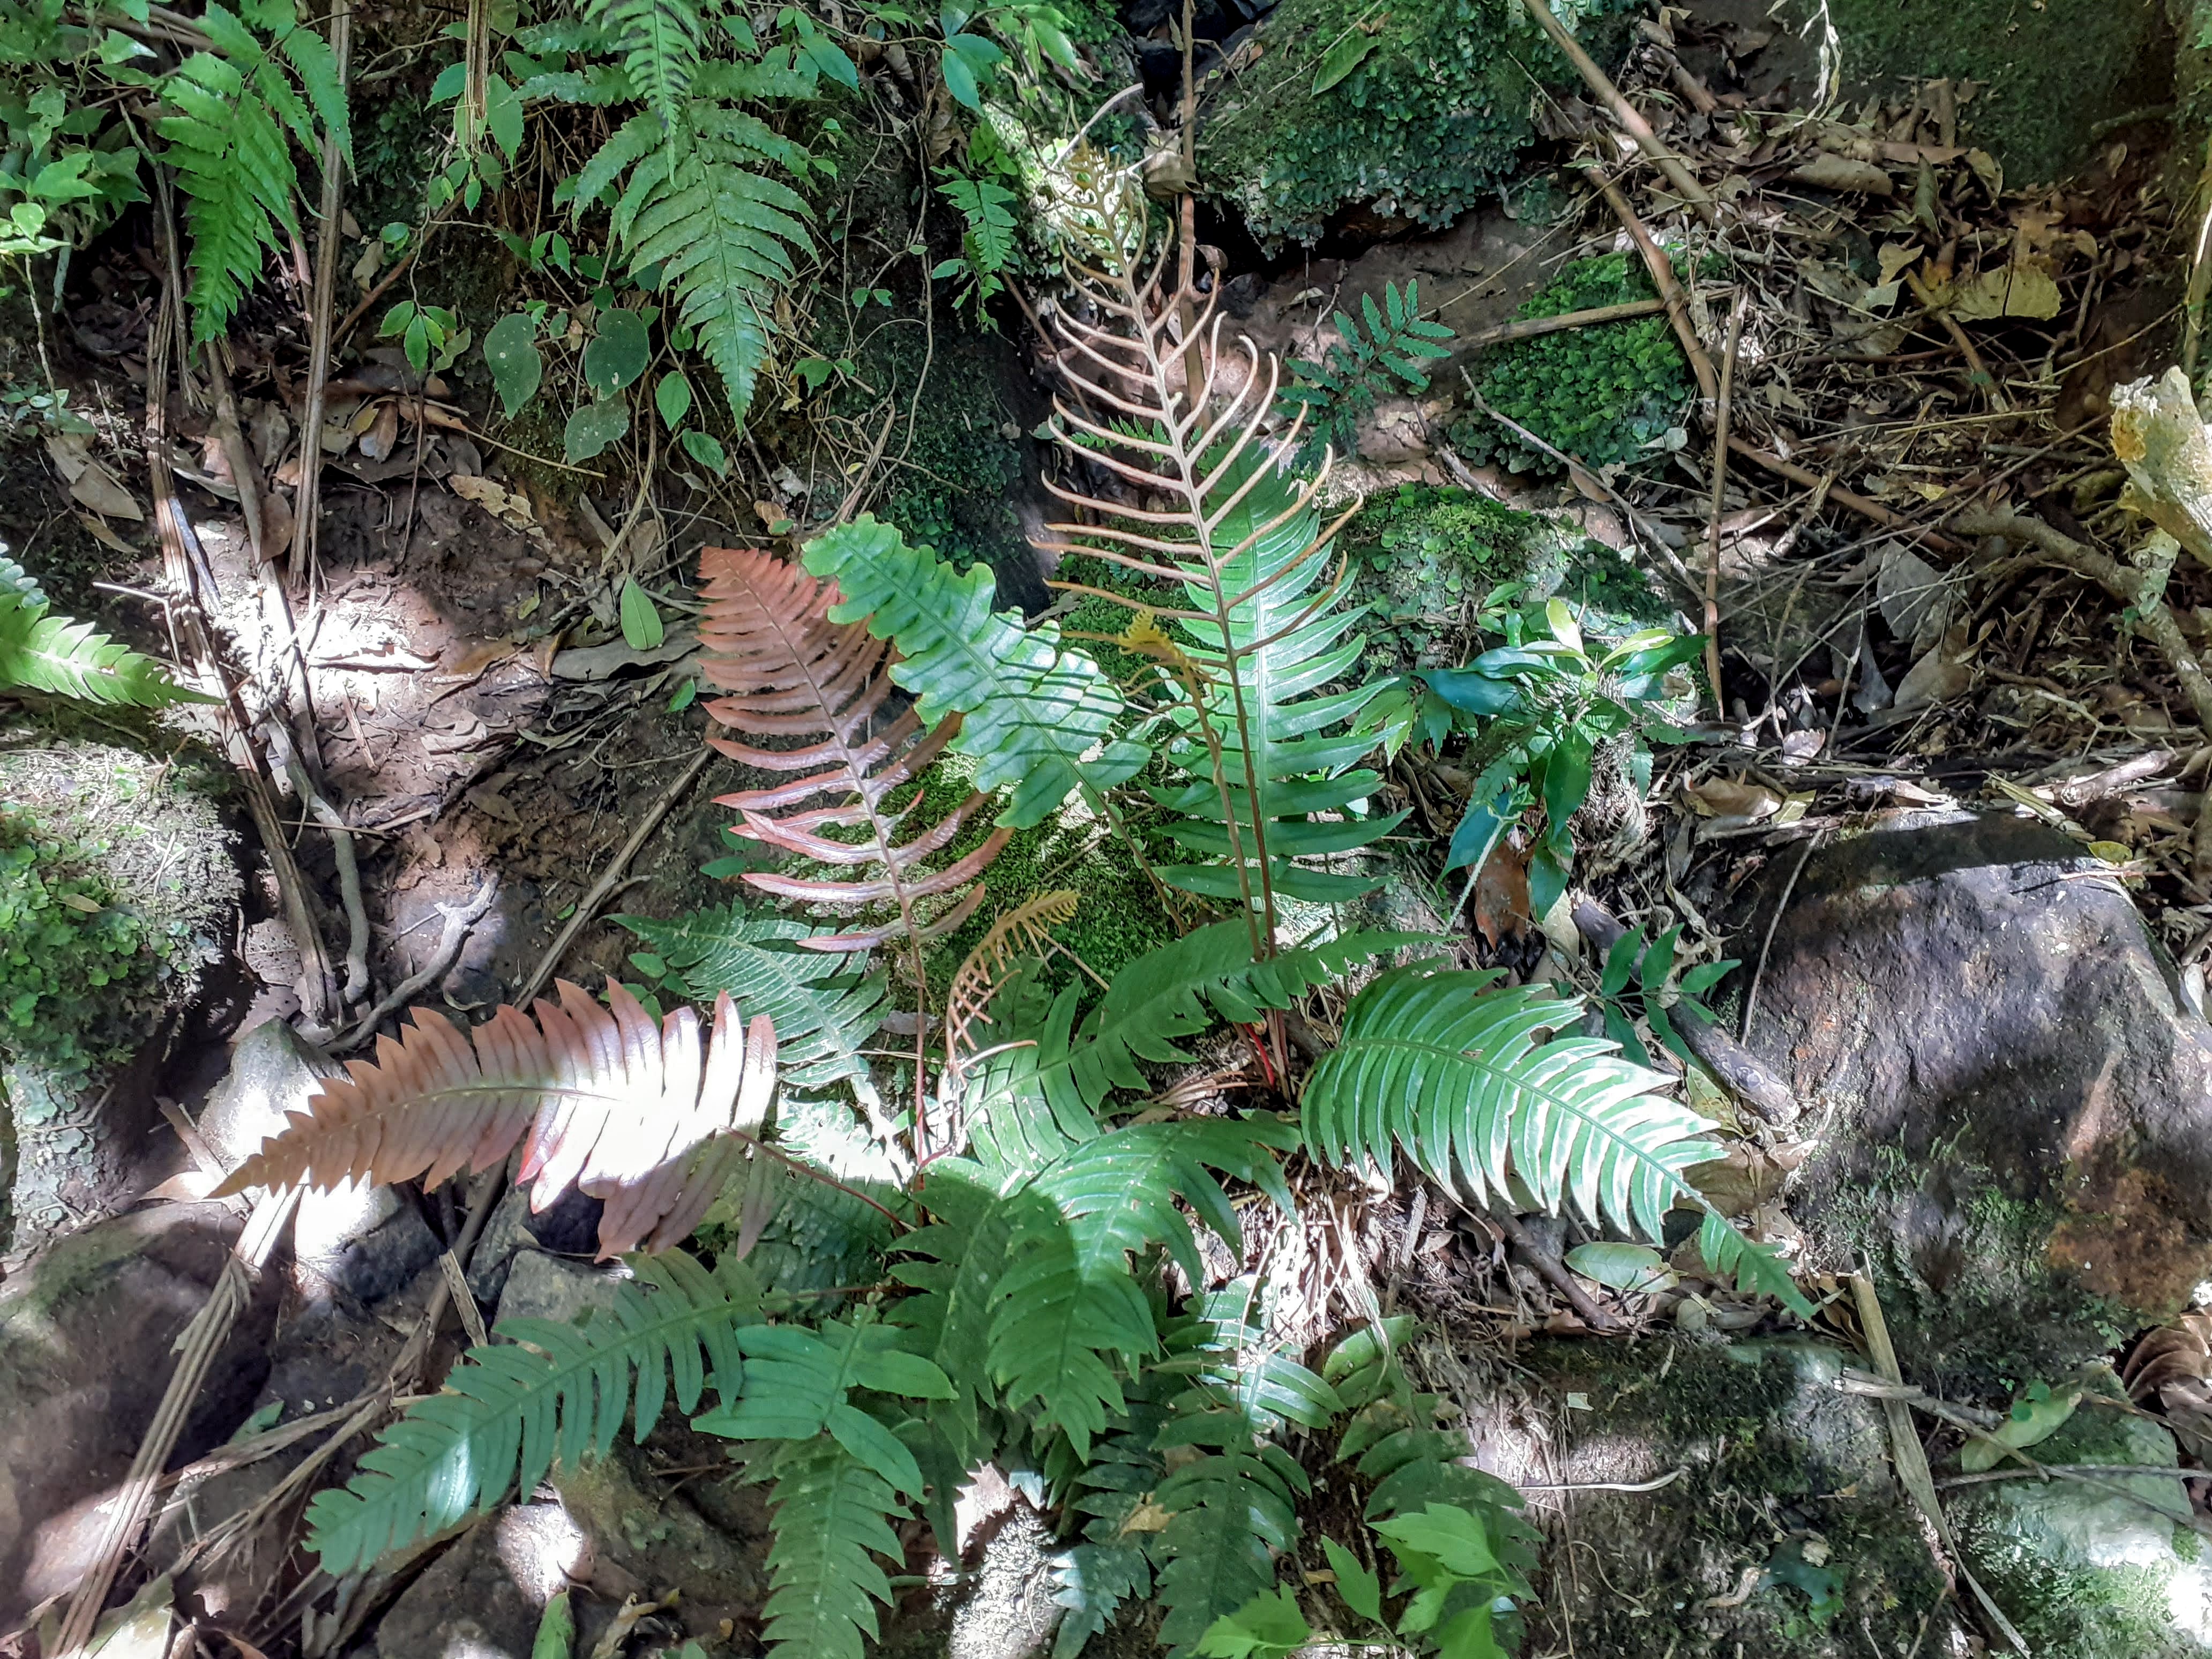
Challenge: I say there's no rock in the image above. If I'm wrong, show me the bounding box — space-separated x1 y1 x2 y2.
553 1440 767 1618
371 1509 559 1659
195 1017 334 1169
1483 1335 1959 1656
1744 814 2212 1389
495 1249 626 1329
466 1181 607 1307
0 1202 277 1624
942 1506 1062 1659
1952 1374 2212 1656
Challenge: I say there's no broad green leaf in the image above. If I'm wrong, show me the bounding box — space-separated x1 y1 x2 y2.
584 308 651 395
530 1590 574 1659
483 312 542 419
485 74 524 159
1320 1537 1382 1624
656 370 694 429
1564 1241 1672 1295
619 577 664 649
1961 1384 2082 1472
564 396 627 463
681 429 729 475
1195 1587 1311 1659
1312 31 1376 93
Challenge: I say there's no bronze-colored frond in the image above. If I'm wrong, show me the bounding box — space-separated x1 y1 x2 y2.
944 889 1082 1070
696 544 1010 950
213 982 776 1258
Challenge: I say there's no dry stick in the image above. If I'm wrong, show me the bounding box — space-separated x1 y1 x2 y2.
1492 1206 1621 1332
1850 1270 2032 1657
335 871 499 1052
331 200 460 349
1702 293 1747 713
289 0 352 601
144 240 340 1029
1457 297 1668 350
53 1188 300 1657
518 749 712 1005
1522 0 1717 225
1730 438 1966 555
1594 176 1718 403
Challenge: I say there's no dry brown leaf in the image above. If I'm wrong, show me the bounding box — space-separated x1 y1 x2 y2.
1788 153 1894 195
45 432 144 521
1948 261 2061 322
1683 777 1782 819
1470 840 1531 948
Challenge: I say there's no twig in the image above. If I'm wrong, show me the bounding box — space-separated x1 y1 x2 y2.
1730 438 1966 554
1458 297 1668 350
288 0 352 600
1702 292 1746 712
1850 1271 2031 1656
1523 0 1717 223
331 198 461 349
334 871 499 1051
604 423 659 572
1937 1463 2212 1489
519 750 712 1004
1520 1467 1687 1494
278 734 369 1007
1740 828 1821 1044
1594 175 1717 402
1494 1207 1621 1332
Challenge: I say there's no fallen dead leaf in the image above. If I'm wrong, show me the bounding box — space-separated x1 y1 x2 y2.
1788 152 1893 195
1683 776 1782 820
1948 260 2061 322
45 432 144 521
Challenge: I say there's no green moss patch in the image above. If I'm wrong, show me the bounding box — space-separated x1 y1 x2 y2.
1200 0 1633 243
1448 252 1692 476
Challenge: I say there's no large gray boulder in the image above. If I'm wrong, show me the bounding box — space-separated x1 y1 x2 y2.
1744 813 2212 1388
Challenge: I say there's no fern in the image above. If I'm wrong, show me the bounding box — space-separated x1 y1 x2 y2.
1152 1283 1340 1655
305 1251 761 1573
760 1436 911 1659
1281 279 1454 464
802 517 1149 829
898 1117 1295 1458
0 550 211 707
1150 445 1403 909
159 1 348 343
558 0 821 422
1302 966 1815 1317
619 900 888 1103
214 981 776 1259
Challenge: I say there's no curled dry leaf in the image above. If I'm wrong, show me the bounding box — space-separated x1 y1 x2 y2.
214 981 777 1258
1682 776 1783 820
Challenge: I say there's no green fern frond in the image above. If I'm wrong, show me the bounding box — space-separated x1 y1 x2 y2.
1697 1208 1815 1318
0 554 211 707
761 1436 910 1659
586 0 710 142
1050 1540 1153 1659
305 1251 760 1574
1303 963 1716 1242
901 1119 1294 1459
160 49 298 342
691 1317 953 1495
803 517 1150 829
1153 447 1406 908
617 901 888 1102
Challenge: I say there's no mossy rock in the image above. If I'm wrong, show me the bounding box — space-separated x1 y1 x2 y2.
1199 0 1634 243
0 734 238 1256
1520 1335 1956 1656
1339 483 1671 670
1951 1373 2212 1655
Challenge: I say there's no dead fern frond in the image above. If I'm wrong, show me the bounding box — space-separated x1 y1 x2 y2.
214 982 776 1258
944 889 1081 1067
697 544 1011 950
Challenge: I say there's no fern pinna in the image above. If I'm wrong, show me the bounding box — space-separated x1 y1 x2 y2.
0 549 211 707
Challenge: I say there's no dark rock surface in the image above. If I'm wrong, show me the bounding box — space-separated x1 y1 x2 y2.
0 1201 278 1623
1744 813 2212 1384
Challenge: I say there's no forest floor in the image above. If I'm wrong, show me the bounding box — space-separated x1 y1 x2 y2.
6 2 2212 1656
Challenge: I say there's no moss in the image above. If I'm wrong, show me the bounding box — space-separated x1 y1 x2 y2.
911 750 1183 1004
1199 0 1635 243
1815 1144 2138 1398
1823 0 2173 188
0 736 236 1094
1523 1336 1948 1656
1447 252 1692 477
1337 484 1669 670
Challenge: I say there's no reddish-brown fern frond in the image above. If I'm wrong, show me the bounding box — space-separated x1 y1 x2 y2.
696 544 1011 950
213 982 776 1258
